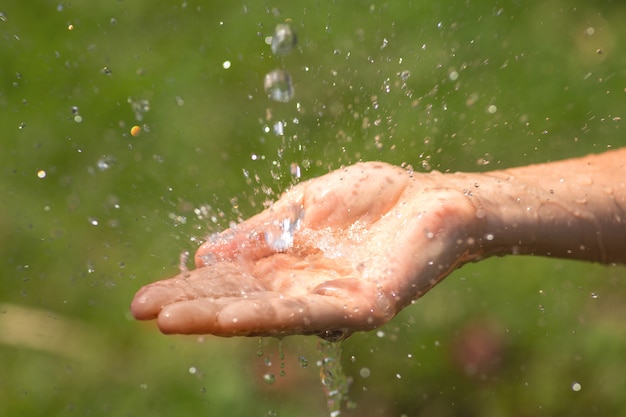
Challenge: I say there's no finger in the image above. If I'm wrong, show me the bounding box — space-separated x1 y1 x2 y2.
155 294 356 337
156 280 395 338
130 263 267 320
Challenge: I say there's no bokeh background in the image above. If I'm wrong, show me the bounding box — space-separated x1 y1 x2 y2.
1 1 625 416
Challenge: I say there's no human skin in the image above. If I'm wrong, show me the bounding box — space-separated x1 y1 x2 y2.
131 148 626 340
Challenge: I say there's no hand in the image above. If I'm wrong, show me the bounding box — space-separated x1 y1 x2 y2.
131 162 479 340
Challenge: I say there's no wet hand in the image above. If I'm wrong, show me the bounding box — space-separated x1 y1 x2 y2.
131 162 478 340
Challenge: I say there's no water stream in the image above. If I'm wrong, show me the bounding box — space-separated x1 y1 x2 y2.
317 339 354 417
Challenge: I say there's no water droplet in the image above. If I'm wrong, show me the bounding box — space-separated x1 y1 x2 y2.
97 155 116 171
264 69 294 103
271 23 297 56
476 153 493 166
290 162 301 179
222 60 231 69
298 356 309 368
128 98 150 122
37 170 46 179
359 367 371 378
590 292 598 299
188 366 197 374
398 70 410 82
273 120 284 136
263 373 276 385
88 217 99 226
179 250 190 273
571 381 582 392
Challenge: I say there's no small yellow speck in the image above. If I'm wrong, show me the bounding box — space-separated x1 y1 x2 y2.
130 125 141 137
68 24 74 31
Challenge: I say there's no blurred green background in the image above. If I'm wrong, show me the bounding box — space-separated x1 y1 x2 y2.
1 1 625 416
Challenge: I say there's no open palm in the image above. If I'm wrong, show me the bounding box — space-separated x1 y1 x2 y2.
131 162 478 340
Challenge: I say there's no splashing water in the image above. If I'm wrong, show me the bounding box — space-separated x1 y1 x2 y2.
317 339 353 417
264 205 304 251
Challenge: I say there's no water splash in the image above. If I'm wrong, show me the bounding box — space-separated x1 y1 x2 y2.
178 250 190 273
264 205 303 252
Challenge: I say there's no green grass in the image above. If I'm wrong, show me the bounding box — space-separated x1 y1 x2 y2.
1 1 625 416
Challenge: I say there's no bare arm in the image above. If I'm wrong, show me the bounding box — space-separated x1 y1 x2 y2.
131 149 626 338
453 148 626 264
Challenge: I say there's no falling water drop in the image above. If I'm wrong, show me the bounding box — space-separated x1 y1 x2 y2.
263 373 276 385
271 22 297 56
264 69 294 103
97 155 116 171
290 162 301 179
299 356 309 368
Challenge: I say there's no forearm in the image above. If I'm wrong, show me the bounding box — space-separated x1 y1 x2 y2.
450 148 626 264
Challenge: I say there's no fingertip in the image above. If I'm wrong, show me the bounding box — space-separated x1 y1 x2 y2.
130 288 159 320
156 309 180 334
